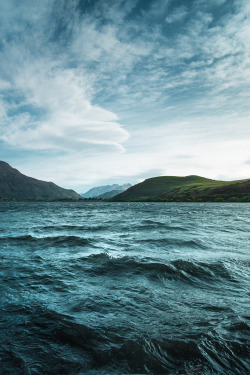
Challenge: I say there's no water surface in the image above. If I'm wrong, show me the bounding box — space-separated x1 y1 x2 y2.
0 202 249 374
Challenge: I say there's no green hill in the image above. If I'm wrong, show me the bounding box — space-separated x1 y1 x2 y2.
113 175 250 202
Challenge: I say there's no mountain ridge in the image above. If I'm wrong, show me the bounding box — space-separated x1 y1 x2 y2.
81 183 131 198
0 161 81 201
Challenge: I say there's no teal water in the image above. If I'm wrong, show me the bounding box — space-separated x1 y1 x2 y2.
0 202 249 374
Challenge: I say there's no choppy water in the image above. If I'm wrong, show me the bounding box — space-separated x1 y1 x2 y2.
0 202 249 375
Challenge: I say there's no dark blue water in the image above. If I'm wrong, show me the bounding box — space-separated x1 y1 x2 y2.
0 202 249 375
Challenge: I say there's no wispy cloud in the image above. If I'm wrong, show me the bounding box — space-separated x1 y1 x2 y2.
166 6 188 24
0 1 130 155
1 60 128 152
0 0 249 189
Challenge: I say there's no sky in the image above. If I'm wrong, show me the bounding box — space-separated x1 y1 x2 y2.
0 0 249 193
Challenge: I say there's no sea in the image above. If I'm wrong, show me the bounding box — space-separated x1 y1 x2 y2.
0 202 249 375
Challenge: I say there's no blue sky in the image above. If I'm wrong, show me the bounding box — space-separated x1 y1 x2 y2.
0 0 249 192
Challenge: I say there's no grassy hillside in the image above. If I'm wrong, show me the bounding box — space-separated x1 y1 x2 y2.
113 175 250 202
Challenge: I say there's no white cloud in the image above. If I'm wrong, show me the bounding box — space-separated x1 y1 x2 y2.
166 6 188 24
1 62 129 152
0 1 130 155
0 79 11 90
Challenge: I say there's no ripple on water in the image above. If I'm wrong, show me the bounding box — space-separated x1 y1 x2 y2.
0 202 249 375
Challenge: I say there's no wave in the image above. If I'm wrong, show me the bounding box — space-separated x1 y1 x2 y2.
139 238 206 249
40 224 107 232
1 304 249 375
137 220 188 231
0 234 92 247
0 305 99 374
74 253 238 286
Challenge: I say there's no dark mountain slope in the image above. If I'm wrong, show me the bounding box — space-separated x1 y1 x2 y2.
0 161 81 201
95 190 125 199
113 175 250 202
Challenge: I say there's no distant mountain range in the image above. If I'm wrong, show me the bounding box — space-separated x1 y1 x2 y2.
113 175 250 202
0 161 81 201
81 183 131 199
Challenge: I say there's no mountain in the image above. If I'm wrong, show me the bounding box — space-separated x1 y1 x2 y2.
95 190 125 199
112 175 250 202
81 183 131 198
0 161 81 201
